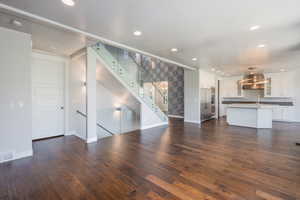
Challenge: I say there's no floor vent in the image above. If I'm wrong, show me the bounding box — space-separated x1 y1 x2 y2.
0 152 14 163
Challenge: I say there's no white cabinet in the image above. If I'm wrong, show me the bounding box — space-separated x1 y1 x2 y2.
264 72 294 98
221 76 243 97
272 106 283 121
272 106 295 122
282 106 295 122
264 72 297 122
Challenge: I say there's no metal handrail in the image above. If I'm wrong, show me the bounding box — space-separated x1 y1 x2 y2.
76 110 114 136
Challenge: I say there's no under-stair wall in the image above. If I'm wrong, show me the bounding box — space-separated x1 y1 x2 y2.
96 80 141 139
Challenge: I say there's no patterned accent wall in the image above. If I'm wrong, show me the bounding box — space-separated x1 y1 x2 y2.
137 55 184 116
105 44 184 116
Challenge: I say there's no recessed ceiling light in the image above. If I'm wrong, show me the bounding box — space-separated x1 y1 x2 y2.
250 25 260 31
192 58 197 61
11 19 22 27
211 68 216 72
171 48 178 52
133 31 142 36
280 69 286 72
62 0 75 6
258 44 266 48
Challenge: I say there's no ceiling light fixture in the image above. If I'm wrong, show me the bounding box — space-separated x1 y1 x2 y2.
250 25 260 31
211 68 216 72
280 69 286 72
11 19 22 27
133 30 142 36
171 48 178 52
192 58 197 61
62 0 75 6
258 44 266 48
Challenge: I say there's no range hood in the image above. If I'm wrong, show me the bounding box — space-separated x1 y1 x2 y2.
241 73 265 90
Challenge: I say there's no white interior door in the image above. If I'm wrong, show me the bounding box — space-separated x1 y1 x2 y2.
32 54 65 140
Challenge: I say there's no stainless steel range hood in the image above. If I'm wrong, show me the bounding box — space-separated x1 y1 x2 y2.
241 73 265 90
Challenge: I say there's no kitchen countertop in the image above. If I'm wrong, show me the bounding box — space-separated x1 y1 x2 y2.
222 101 293 106
228 104 275 109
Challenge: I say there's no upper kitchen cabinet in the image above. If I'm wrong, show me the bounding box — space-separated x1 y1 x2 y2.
264 72 294 98
221 76 244 98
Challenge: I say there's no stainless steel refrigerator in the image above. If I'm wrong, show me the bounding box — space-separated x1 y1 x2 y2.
201 87 216 122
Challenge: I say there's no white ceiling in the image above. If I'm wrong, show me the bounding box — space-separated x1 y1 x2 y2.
1 0 300 75
0 11 94 56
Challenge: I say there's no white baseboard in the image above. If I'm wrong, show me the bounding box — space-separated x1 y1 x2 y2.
273 119 300 123
86 137 98 144
184 120 201 124
15 149 33 160
168 115 184 119
0 149 33 164
68 130 98 143
74 132 87 141
141 122 168 130
65 130 76 136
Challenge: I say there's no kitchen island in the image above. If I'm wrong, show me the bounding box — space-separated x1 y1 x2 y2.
227 104 273 129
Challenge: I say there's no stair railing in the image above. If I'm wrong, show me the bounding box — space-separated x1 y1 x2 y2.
76 110 114 136
92 43 168 121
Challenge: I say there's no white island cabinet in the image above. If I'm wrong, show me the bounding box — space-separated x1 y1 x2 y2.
227 104 273 129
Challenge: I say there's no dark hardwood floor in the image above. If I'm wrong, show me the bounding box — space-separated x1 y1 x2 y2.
1 118 300 200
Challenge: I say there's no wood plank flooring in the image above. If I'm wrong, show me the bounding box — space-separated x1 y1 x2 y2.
1 118 300 200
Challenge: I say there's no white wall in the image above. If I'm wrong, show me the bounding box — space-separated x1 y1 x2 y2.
184 69 201 123
140 103 165 129
0 27 32 162
219 75 242 116
86 48 97 143
289 69 300 122
243 90 264 100
96 83 140 137
200 69 216 89
68 50 87 140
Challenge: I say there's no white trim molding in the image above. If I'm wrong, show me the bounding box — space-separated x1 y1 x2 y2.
168 115 184 119
141 122 168 130
65 130 76 136
66 130 98 144
184 120 201 124
0 149 33 164
86 137 98 144
14 150 33 160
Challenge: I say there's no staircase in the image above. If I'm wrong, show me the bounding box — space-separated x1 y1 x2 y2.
92 43 168 122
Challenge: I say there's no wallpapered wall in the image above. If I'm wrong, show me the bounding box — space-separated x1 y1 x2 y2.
105 44 184 116
138 56 184 117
